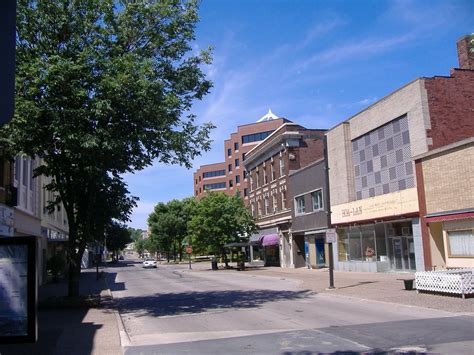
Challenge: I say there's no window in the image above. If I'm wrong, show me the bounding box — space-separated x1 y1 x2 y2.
236 190 241 197
203 182 226 190
242 153 246 161
228 164 232 172
272 196 278 213
235 175 240 184
227 148 232 156
195 179 197 185
281 191 286 209
263 167 268 184
264 197 269 215
229 179 233 187
251 203 255 216
279 156 285 177
235 158 240 167
199 176 201 182
257 201 262 216
244 188 248 197
243 170 247 179
271 163 276 181
203 170 226 178
447 230 474 257
311 190 323 211
234 142 239 151
295 196 305 214
256 170 260 188
241 130 274 144
22 158 28 186
249 175 253 191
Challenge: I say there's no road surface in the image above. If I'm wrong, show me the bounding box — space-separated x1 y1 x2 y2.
107 260 473 354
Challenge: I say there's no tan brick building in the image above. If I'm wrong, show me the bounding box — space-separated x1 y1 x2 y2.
326 35 474 272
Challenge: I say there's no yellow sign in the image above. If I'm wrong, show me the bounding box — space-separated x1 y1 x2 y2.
331 188 419 224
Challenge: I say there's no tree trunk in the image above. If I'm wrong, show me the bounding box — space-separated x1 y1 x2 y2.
68 250 82 297
222 248 229 268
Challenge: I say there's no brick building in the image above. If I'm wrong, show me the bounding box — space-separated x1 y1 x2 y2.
193 110 288 201
326 35 474 272
244 123 326 267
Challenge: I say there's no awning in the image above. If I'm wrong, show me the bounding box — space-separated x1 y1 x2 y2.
249 234 264 244
262 234 279 246
425 211 474 223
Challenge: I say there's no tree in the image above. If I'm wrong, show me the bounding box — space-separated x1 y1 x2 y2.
106 222 132 261
148 198 196 262
4 0 213 296
134 238 145 258
128 228 144 242
188 191 257 267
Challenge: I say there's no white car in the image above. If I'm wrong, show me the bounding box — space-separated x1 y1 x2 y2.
142 258 157 268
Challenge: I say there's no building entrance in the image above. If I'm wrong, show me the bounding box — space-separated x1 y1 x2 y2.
389 236 415 271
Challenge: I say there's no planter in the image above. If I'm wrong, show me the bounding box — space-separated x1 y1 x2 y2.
403 279 414 291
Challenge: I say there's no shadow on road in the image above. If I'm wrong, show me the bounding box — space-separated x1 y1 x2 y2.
113 289 314 317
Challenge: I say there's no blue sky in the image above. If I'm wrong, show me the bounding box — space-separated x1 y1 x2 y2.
124 0 473 229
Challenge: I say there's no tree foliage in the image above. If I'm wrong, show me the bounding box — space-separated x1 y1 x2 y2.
3 0 213 296
188 192 257 263
106 222 132 260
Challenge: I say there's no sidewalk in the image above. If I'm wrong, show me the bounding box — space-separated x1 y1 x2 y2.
0 269 122 355
187 261 474 314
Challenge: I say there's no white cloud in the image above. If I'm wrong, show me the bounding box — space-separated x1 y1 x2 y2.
128 200 156 229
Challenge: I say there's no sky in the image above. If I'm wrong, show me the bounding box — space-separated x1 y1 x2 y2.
123 0 473 230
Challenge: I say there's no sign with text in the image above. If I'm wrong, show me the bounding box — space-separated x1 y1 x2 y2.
325 229 337 244
0 236 37 344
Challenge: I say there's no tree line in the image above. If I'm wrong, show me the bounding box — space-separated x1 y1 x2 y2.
139 191 257 265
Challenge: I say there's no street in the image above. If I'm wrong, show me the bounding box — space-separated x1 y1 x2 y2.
107 259 474 354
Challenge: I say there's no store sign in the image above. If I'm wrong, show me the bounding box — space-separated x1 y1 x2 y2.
331 188 419 224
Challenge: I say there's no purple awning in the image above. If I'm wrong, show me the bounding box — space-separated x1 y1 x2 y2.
262 234 279 246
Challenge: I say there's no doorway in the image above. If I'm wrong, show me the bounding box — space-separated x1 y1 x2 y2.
389 236 415 271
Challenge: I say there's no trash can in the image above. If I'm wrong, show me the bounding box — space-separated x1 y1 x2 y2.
238 260 245 271
403 279 414 290
211 260 218 270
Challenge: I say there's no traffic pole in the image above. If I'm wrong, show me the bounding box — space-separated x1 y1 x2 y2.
328 242 335 289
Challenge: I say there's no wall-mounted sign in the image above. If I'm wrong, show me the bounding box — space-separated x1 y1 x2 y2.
331 188 419 224
0 236 37 344
325 229 337 244
0 205 14 237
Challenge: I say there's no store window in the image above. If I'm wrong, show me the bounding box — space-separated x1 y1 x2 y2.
447 230 474 257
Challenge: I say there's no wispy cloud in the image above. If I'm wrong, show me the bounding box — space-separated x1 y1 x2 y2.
128 200 156 229
295 33 414 71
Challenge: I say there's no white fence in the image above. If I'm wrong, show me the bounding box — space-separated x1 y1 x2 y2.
415 268 474 299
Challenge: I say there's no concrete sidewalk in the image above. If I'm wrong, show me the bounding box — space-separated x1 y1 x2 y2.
183 261 474 314
0 269 122 355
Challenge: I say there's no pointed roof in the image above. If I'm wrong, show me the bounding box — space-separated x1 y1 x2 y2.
256 109 279 122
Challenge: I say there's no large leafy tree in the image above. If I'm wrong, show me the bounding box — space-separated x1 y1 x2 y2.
4 0 213 296
105 222 132 261
148 198 195 261
188 191 257 266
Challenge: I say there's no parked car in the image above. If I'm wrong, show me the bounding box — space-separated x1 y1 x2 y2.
118 255 124 260
142 258 157 268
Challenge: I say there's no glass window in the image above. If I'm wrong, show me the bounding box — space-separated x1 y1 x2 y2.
271 163 276 181
256 170 260 188
263 167 268 184
228 164 232 172
234 142 239 151
227 148 232 156
348 227 362 261
295 196 305 214
229 179 233 187
244 188 248 197
242 153 246 161
249 175 253 191
361 226 376 261
447 230 474 257
243 170 247 179
264 198 269 215
338 229 349 262
235 158 240 167
251 203 255 216
272 196 278 213
242 130 274 144
281 191 286 209
257 201 262 216
235 175 240 184
203 182 226 190
203 170 226 178
279 156 285 177
311 190 323 211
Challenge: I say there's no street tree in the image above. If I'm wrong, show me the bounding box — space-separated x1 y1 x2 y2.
106 222 132 261
4 0 213 296
188 191 257 267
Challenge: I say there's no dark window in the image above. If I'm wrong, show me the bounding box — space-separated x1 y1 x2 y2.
398 179 406 190
243 170 247 178
234 142 239 150
228 164 232 172
360 150 365 162
195 179 197 184
367 160 373 173
386 137 394 151
242 153 246 161
405 162 413 175
383 184 389 194
362 176 367 188
393 120 400 133
372 144 379 157
236 175 240 184
378 129 385 140
203 170 226 178
241 130 274 144
375 171 381 184
199 176 201 182
227 148 232 156
352 141 358 151
389 167 396 180
396 149 403 163
204 182 226 190
229 180 233 187
381 155 387 168
402 131 410 144
235 158 240 167
365 135 370 146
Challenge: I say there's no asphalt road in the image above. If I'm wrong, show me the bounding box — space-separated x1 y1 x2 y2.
107 259 474 354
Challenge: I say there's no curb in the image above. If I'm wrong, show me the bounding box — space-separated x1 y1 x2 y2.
103 270 132 350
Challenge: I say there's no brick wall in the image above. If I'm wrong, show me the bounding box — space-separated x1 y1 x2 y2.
424 69 474 150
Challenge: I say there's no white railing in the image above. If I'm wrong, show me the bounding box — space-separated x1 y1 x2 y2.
415 268 474 299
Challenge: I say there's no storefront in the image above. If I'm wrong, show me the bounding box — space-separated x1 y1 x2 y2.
302 232 327 268
249 227 280 266
336 220 417 272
